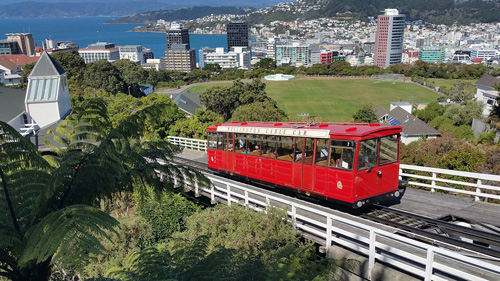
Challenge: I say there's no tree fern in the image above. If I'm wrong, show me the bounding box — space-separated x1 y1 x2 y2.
19 205 118 269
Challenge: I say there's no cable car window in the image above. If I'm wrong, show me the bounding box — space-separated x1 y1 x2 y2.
261 136 276 158
294 138 304 163
358 139 378 171
208 132 218 149
379 134 399 165
277 137 294 161
216 133 224 150
235 133 247 153
247 134 261 156
304 138 314 165
315 139 329 167
224 133 234 152
329 140 355 170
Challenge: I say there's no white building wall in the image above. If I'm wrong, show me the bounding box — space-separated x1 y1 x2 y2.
26 102 61 129
475 85 498 117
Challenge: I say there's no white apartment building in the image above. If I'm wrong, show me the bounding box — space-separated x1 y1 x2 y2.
276 43 310 66
230 46 251 70
78 42 120 64
204 48 239 69
119 45 144 64
142 58 165 70
470 48 499 60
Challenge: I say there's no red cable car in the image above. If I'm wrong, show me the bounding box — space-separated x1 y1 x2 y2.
206 122 403 208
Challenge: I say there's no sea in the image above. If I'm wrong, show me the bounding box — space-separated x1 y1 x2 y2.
0 17 227 62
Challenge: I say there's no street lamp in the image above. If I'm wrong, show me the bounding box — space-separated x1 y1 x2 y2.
128 85 131 95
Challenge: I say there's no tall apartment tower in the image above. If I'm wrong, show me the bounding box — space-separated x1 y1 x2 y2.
374 9 405 69
6 33 35 57
164 23 195 72
227 22 251 53
166 23 190 50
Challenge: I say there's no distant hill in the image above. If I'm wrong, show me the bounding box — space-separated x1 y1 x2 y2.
107 6 254 24
0 1 282 18
248 0 500 25
0 1 175 18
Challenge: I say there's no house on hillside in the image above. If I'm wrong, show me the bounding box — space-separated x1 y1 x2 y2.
0 54 38 85
475 75 500 117
373 105 441 144
0 51 71 140
168 91 202 116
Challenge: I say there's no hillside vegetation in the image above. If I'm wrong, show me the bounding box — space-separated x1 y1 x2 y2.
107 6 254 24
250 0 500 25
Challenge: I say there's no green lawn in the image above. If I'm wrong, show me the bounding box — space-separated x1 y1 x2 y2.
188 83 231 93
265 77 439 121
428 78 477 91
187 77 440 122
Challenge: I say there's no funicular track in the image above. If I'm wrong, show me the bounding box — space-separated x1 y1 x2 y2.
171 155 500 259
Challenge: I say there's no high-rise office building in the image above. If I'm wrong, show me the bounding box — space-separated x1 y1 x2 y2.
374 9 405 69
166 23 190 50
78 42 120 64
164 44 196 72
227 22 251 52
6 33 35 57
0 40 21 55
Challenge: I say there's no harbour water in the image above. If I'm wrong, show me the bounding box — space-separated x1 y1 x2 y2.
0 17 227 62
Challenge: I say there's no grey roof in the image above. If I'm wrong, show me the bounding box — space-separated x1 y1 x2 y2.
29 51 66 78
476 75 500 89
372 105 389 119
169 91 202 116
383 106 441 137
0 86 26 122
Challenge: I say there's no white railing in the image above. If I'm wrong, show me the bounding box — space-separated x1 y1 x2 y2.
400 164 500 202
175 172 500 281
168 136 207 151
168 136 500 203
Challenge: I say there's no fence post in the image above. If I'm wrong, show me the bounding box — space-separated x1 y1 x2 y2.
475 179 482 202
244 190 249 206
210 183 215 204
424 249 435 281
266 197 270 212
431 172 437 193
291 204 297 228
368 230 376 280
326 217 332 250
227 184 231 206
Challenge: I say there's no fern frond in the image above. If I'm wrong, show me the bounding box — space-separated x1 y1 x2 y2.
19 205 118 269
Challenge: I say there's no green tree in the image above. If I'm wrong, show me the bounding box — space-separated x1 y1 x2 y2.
51 51 86 80
83 60 126 95
352 105 378 123
199 85 239 120
414 102 446 123
203 63 222 73
0 98 200 281
254 58 276 70
20 62 36 82
170 109 223 139
106 205 357 281
113 59 148 96
443 101 483 126
230 100 287 122
446 80 476 103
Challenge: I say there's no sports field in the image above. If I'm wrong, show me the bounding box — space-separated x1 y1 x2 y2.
187 77 440 121
428 78 477 91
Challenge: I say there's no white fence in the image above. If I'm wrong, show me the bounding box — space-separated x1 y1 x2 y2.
168 136 500 202
168 136 207 151
400 164 500 202
177 173 500 281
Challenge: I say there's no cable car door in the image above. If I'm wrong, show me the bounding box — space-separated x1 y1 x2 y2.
355 138 380 200
302 138 314 192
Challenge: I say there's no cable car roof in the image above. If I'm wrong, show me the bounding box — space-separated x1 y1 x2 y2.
207 122 402 138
